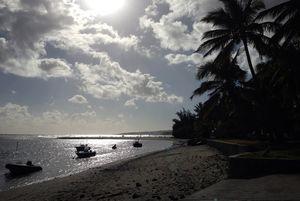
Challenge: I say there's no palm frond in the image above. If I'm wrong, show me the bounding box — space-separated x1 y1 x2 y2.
191 81 221 99
256 1 292 20
196 62 216 80
195 35 230 55
202 29 230 40
201 8 233 28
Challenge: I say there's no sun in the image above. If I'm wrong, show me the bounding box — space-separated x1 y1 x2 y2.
85 0 125 16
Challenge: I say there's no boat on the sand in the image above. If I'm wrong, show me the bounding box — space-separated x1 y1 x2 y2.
5 161 42 175
75 144 96 158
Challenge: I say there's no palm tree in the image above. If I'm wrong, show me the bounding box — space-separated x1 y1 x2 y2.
191 52 249 136
191 52 246 100
196 0 272 79
172 108 196 139
257 0 300 47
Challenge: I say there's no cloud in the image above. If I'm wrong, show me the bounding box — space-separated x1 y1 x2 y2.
75 52 183 103
0 0 152 79
39 58 72 78
0 102 131 134
68 95 88 104
0 102 31 121
140 0 216 51
0 0 75 78
165 53 202 65
42 110 69 124
80 23 139 51
124 98 138 109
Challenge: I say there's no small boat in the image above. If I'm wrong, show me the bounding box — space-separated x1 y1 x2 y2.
112 144 117 149
75 144 96 158
75 144 90 152
5 161 42 175
133 140 142 148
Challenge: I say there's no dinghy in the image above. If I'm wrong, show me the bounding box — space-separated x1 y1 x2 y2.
5 161 42 175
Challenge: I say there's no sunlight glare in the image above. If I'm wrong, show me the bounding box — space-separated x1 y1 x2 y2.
85 0 125 16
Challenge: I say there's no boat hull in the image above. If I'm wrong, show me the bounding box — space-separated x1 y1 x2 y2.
133 142 142 148
76 151 96 158
5 164 42 175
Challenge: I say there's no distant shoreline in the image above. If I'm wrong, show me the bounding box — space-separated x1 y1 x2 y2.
56 136 174 140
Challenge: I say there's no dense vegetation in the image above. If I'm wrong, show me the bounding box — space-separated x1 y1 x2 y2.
172 0 300 141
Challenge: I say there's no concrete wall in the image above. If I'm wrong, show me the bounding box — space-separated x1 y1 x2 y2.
206 139 264 156
229 154 300 178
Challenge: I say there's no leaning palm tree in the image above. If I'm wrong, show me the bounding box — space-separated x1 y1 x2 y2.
257 0 300 47
191 51 246 120
191 52 251 138
191 51 246 100
196 0 271 79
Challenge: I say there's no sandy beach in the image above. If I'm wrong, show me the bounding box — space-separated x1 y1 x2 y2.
0 145 228 201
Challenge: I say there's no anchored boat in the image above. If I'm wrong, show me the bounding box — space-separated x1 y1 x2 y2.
75 144 96 158
133 140 142 148
5 161 42 175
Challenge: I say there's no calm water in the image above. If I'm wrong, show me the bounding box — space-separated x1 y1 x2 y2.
0 135 173 191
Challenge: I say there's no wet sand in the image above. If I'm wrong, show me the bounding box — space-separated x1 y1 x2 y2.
0 145 228 201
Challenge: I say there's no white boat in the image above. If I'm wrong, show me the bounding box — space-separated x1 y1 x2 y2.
75 144 96 158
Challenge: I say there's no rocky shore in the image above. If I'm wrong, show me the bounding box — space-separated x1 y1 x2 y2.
0 145 228 201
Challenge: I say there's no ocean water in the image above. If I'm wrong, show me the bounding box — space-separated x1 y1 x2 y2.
0 134 174 191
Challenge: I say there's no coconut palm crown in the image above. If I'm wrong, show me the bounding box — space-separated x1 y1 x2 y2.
196 0 272 79
257 0 300 47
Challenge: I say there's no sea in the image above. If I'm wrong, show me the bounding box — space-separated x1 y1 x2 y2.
0 134 174 191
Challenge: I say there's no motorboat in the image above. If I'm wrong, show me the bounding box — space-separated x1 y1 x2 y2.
75 144 90 152
75 144 96 158
5 161 42 175
133 140 142 148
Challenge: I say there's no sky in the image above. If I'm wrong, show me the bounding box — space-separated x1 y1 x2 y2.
0 0 285 134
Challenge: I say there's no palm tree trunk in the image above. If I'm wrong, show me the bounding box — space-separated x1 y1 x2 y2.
242 38 256 80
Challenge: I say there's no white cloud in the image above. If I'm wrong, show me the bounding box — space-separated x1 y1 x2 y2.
0 102 31 121
42 110 69 124
39 58 72 78
0 0 152 78
79 23 139 51
68 95 88 104
70 110 96 122
165 53 203 65
0 0 75 78
75 53 183 103
140 0 216 51
124 98 138 109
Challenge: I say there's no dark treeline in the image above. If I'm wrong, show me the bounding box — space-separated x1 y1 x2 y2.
172 0 300 141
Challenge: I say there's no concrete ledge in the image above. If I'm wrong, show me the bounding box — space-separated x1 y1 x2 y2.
183 174 300 201
229 153 300 178
207 139 265 156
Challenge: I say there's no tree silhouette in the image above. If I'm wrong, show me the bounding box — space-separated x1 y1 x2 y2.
257 0 300 47
196 0 271 79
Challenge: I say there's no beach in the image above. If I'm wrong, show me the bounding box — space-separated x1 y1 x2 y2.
0 145 228 201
